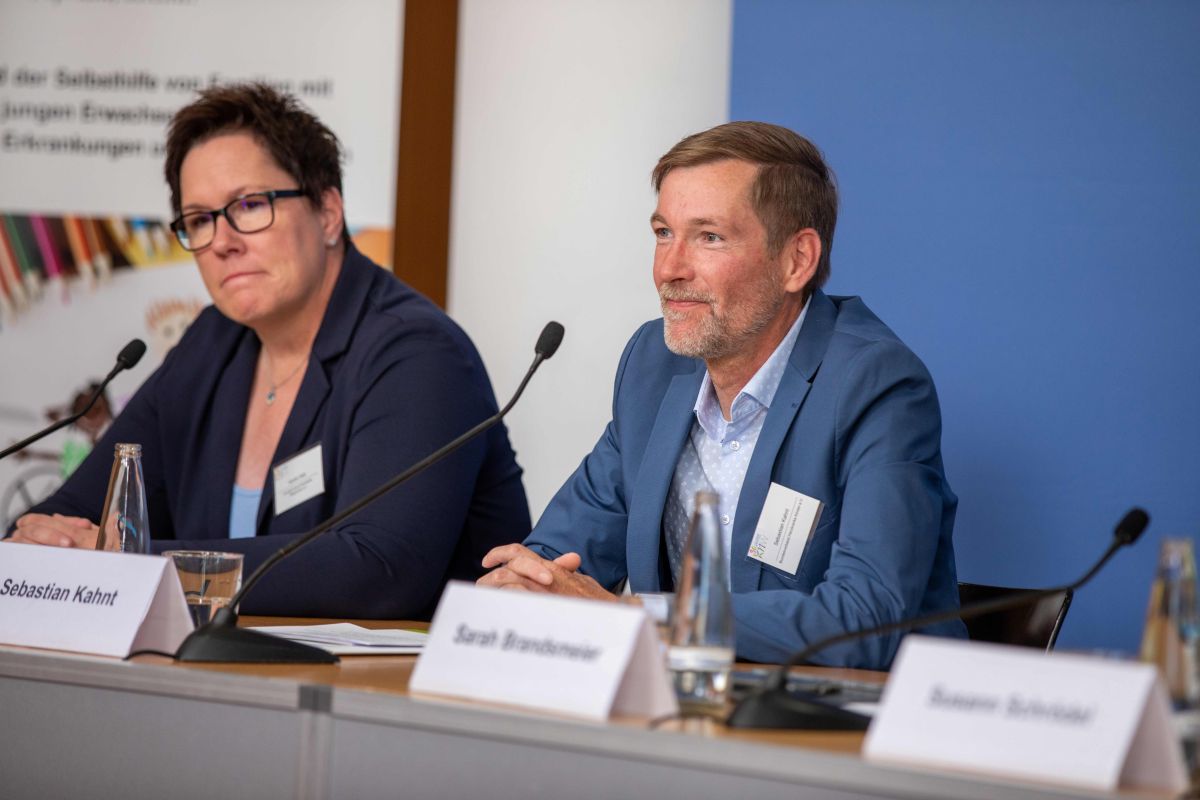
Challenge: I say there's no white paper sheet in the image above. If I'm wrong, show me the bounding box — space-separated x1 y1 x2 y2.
249 623 426 655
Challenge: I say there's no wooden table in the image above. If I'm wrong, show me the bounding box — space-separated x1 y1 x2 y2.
0 618 1173 800
186 617 876 753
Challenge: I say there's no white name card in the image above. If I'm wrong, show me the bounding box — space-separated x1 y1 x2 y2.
864 636 1187 793
273 443 325 515
0 542 193 658
747 482 822 576
410 582 678 721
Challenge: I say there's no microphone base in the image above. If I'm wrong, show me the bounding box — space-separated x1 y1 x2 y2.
726 686 871 730
175 622 338 664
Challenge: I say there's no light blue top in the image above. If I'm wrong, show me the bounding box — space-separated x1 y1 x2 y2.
663 300 809 578
228 484 262 539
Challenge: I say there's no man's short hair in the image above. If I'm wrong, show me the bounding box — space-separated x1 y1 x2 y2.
164 82 348 241
652 121 838 291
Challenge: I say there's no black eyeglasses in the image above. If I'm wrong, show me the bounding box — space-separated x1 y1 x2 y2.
170 189 305 251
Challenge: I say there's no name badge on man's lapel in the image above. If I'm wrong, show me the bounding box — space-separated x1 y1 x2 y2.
272 443 325 515
747 482 823 576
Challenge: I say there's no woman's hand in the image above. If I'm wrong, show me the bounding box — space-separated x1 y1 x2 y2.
7 513 100 549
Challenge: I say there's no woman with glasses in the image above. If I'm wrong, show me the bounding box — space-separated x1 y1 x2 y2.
7 84 532 620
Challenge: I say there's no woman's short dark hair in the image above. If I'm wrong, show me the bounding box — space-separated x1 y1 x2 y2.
164 82 347 240
652 121 838 291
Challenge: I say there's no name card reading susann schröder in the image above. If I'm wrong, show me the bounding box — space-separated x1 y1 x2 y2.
864 636 1187 794
0 542 193 657
410 582 678 721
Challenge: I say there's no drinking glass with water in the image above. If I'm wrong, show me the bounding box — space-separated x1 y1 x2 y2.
164 550 243 626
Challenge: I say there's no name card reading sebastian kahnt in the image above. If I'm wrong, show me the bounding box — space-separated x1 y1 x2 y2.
410 582 677 721
0 542 193 657
864 636 1187 794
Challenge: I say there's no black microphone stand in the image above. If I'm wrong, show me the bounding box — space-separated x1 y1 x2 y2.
0 339 146 462
175 323 564 664
726 508 1149 730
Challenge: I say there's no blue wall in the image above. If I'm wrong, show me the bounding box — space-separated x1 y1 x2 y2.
731 0 1200 653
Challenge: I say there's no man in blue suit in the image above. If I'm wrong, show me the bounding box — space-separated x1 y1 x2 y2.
480 122 964 669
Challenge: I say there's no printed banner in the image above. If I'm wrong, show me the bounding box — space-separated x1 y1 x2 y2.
0 0 403 529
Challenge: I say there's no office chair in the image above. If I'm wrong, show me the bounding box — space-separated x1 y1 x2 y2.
956 582 1073 652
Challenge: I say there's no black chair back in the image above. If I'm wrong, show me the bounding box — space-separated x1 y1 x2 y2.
956 582 1073 652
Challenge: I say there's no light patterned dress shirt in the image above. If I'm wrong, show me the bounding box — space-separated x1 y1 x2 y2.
663 301 810 583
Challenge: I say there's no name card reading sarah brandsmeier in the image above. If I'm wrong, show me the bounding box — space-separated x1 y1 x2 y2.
1 577 119 607
410 583 678 721
453 623 602 662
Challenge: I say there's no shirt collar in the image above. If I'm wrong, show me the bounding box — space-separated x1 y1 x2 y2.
693 298 810 429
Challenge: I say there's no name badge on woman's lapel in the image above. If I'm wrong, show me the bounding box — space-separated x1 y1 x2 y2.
272 443 325 515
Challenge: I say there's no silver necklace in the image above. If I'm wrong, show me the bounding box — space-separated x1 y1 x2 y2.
264 353 309 405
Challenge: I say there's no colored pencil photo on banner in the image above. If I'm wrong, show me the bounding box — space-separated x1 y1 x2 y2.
0 212 194 323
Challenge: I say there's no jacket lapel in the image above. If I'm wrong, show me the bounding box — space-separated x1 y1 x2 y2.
626 367 702 590
729 291 837 592
256 246 373 530
206 330 257 540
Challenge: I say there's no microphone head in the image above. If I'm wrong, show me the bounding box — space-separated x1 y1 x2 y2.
117 339 148 370
535 322 565 360
1114 507 1149 546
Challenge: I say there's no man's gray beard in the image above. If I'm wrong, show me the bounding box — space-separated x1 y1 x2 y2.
662 308 732 360
661 299 781 361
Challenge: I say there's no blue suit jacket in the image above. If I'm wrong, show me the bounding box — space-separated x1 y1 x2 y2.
26 246 531 619
528 291 964 668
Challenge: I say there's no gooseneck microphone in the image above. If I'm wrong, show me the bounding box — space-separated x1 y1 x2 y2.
174 322 565 664
0 339 147 462
727 508 1150 730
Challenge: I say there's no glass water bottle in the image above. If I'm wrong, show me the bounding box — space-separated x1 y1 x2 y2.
95 443 150 554
1140 537 1200 707
668 490 735 716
